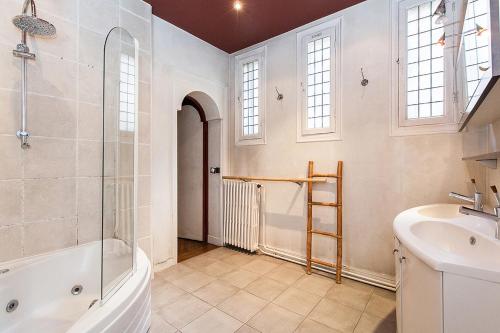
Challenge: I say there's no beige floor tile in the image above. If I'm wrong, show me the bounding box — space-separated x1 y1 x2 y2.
202 260 237 277
202 247 239 260
236 325 260 333
273 287 321 316
152 282 187 310
295 319 342 333
293 274 335 297
242 259 280 275
354 313 396 333
182 308 243 333
171 271 216 293
325 283 372 311
152 277 167 289
158 294 212 329
150 312 178 333
222 253 257 267
265 265 305 286
221 269 261 288
247 303 304 333
245 277 288 301
257 254 286 265
364 295 396 320
156 263 194 282
218 290 268 322
308 299 362 333
193 280 239 306
281 262 307 273
182 255 219 270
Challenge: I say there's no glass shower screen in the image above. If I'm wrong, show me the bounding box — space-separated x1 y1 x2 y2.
101 27 138 300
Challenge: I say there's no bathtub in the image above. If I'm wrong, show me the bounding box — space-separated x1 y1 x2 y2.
0 239 151 333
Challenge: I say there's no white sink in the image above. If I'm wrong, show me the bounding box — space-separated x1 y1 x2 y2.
411 220 500 266
417 204 461 219
394 204 500 282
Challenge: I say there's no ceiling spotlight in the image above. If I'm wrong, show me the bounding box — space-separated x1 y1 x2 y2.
437 32 446 46
476 23 487 36
433 0 447 24
234 1 242 11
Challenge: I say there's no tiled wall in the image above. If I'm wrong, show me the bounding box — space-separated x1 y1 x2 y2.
0 0 152 263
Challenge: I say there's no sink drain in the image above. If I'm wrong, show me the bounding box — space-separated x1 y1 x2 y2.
6 300 18 313
71 285 83 295
469 236 476 246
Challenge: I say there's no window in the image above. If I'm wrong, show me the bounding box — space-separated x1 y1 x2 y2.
235 47 266 145
463 0 490 100
392 0 458 135
119 54 136 132
242 59 260 136
297 20 341 142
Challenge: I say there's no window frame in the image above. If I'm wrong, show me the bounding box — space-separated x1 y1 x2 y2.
296 19 342 143
234 46 267 146
391 0 459 136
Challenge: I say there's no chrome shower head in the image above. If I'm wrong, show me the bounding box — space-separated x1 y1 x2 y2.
12 0 56 39
12 15 56 37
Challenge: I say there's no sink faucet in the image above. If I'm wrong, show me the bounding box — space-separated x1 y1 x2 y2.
458 185 500 239
449 179 483 211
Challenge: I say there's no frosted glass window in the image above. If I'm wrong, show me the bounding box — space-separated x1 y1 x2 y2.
119 54 135 132
242 60 259 136
306 36 331 129
464 0 489 100
406 0 444 119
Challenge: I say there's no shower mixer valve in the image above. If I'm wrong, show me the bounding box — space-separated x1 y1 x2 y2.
16 130 30 149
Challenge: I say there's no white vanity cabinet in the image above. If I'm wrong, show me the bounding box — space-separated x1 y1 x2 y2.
395 237 500 333
394 204 500 332
395 238 443 333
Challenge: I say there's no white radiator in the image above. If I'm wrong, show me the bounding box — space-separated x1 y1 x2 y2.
223 180 261 252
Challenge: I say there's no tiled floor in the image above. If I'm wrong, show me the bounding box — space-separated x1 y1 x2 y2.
151 247 396 333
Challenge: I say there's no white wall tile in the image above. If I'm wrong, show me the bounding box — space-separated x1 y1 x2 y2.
120 0 152 21
24 138 76 178
0 136 23 180
23 218 77 256
77 141 102 177
79 0 119 35
0 180 22 227
0 225 23 262
24 178 76 222
78 102 102 141
119 9 151 52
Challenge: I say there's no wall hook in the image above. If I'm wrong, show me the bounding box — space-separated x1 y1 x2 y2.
275 87 284 101
360 67 369 86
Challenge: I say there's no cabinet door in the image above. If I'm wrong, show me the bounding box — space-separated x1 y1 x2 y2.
400 245 443 333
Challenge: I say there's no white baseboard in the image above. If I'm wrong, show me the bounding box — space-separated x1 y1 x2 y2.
207 235 223 246
153 258 176 273
259 245 396 291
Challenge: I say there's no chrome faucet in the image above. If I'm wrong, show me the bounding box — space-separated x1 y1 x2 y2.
458 185 500 239
449 179 484 211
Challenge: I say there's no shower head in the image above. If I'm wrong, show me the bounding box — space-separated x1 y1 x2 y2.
12 15 56 37
12 0 56 39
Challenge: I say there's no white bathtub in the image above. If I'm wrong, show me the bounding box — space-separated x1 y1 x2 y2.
0 240 151 333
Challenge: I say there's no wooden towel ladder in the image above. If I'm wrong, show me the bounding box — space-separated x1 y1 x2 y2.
306 160 343 283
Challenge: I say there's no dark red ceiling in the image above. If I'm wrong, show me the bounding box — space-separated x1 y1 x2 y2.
145 0 365 53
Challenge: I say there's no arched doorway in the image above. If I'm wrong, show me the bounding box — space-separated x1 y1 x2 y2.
177 94 221 261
